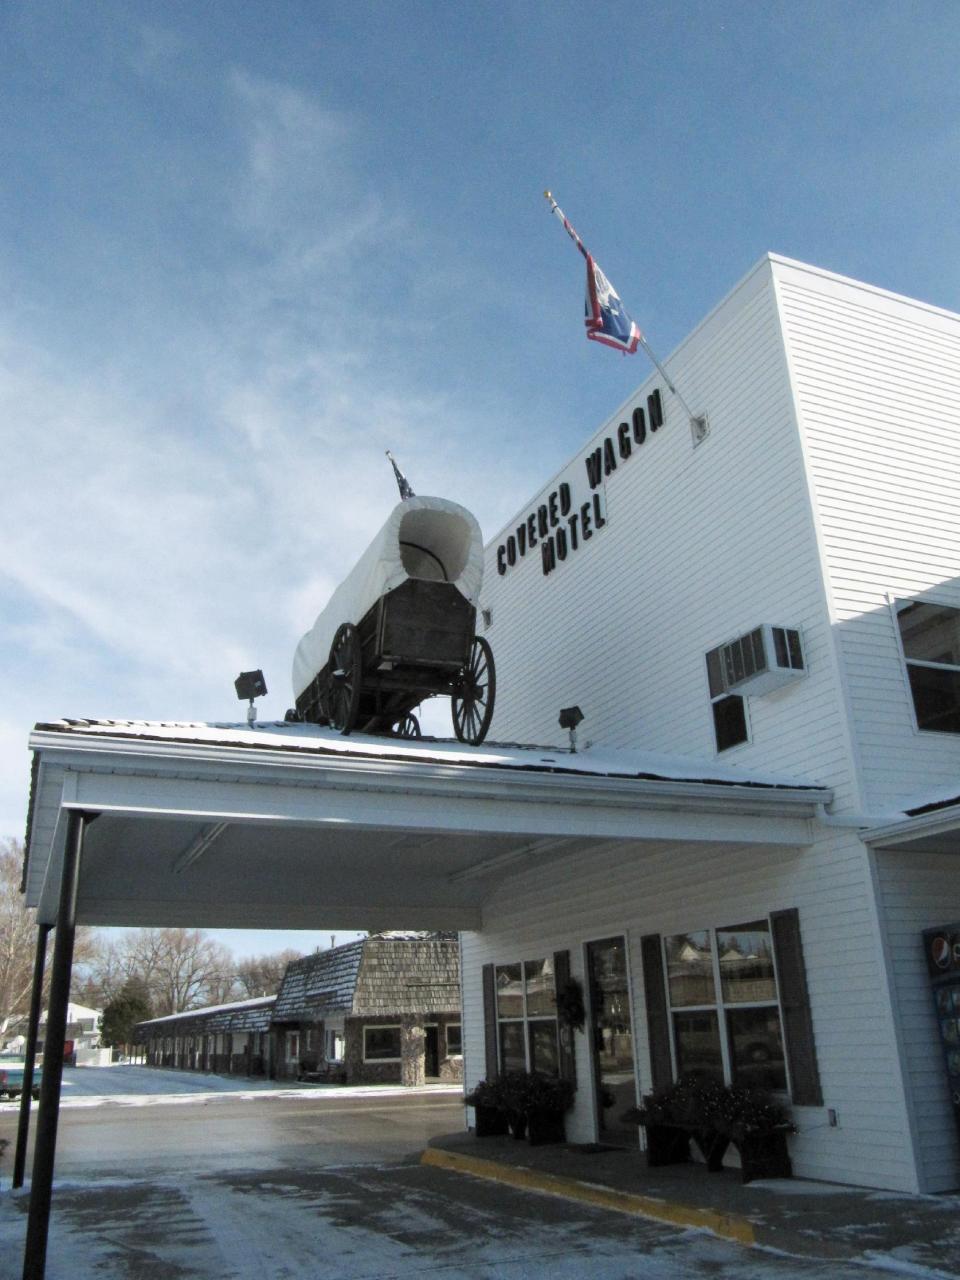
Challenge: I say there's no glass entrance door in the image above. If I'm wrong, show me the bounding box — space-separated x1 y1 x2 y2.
586 936 637 1142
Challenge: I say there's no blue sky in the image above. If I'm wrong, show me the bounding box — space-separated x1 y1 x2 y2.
3 1 958 955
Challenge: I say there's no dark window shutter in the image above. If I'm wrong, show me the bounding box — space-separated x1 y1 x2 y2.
553 949 576 1086
640 934 673 1092
771 908 823 1106
482 963 499 1080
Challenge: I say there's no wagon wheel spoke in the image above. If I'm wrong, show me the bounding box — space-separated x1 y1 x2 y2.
451 636 496 745
327 623 362 735
394 712 422 739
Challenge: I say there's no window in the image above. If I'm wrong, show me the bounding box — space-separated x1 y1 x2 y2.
664 920 787 1091
363 1025 402 1062
285 1032 300 1062
896 601 960 733
706 646 749 751
446 1023 463 1057
496 958 559 1075
326 1030 344 1061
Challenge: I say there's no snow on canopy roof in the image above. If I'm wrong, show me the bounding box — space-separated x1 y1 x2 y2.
31 717 827 793
291 496 484 700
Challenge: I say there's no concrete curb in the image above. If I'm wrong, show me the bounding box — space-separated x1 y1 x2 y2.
420 1146 757 1246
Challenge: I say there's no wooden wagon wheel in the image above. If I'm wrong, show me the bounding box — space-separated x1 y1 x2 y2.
452 636 496 745
394 712 422 739
327 623 362 734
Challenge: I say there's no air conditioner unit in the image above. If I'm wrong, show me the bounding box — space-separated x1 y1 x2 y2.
716 625 805 696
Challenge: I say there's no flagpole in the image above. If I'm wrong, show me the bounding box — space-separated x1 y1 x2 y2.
543 191 704 431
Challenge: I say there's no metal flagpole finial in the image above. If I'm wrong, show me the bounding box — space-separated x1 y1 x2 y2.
386 450 415 501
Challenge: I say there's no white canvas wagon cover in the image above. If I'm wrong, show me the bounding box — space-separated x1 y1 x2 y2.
292 496 484 699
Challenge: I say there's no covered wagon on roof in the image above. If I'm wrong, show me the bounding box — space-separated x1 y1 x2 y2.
290 496 496 743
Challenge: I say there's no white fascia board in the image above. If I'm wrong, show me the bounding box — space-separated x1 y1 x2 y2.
861 805 960 850
30 733 829 835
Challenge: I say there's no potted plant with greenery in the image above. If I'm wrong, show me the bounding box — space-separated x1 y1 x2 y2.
463 1078 509 1137
465 1072 575 1145
625 1076 795 1182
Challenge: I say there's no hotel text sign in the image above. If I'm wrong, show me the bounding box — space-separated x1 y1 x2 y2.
496 389 665 578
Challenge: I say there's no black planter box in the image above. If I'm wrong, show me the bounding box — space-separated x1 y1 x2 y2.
642 1122 792 1182
525 1110 566 1146
473 1105 509 1138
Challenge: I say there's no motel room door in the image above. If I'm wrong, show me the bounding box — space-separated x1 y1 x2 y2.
586 936 638 1143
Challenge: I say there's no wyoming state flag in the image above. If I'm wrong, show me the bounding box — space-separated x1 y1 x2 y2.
584 254 641 354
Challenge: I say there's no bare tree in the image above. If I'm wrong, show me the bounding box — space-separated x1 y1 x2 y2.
234 949 302 999
78 928 239 1017
0 838 96 1035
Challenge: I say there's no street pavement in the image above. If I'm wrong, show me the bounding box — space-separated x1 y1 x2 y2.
1 1066 958 1279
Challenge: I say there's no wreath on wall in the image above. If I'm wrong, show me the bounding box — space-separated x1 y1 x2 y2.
555 977 586 1032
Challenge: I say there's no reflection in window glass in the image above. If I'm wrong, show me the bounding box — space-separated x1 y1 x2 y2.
673 1010 723 1079
496 963 523 1018
498 1021 525 1073
665 932 716 1006
727 1006 787 1090
529 1021 559 1075
898 602 960 664
524 957 556 1016
717 922 777 1003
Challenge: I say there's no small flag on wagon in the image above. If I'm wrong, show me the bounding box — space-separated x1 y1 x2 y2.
545 191 641 355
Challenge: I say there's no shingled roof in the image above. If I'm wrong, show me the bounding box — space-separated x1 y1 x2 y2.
272 940 365 1021
136 995 276 1038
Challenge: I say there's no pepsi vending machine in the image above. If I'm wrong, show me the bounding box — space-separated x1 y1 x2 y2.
923 922 960 1141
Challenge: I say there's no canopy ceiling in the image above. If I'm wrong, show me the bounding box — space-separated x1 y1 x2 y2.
25 720 832 932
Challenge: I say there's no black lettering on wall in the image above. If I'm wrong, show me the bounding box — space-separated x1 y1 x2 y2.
548 491 559 527
497 545 506 576
559 482 572 515
632 405 646 445
506 536 517 567
556 526 568 560
585 449 603 490
569 512 579 550
648 388 663 430
593 491 606 529
541 538 556 576
603 437 618 476
516 524 526 556
617 421 632 460
526 513 537 548
537 505 549 538
581 502 593 540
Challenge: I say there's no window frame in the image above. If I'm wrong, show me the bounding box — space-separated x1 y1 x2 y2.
363 1024 403 1063
893 596 960 735
495 957 559 1076
446 1022 463 1058
662 918 790 1094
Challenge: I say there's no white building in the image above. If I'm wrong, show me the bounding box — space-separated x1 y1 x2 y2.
19 254 960 1211
461 254 960 1194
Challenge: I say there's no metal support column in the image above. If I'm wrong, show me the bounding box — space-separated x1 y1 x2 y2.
12 922 51 1188
22 809 86 1280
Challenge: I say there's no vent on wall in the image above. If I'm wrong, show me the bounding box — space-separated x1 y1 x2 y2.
707 625 805 696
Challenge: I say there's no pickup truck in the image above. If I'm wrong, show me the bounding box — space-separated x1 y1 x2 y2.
0 1055 42 1100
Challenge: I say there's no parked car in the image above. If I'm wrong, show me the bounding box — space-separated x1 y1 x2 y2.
0 1054 42 1100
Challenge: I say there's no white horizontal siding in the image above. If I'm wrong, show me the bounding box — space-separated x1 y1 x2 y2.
461 829 920 1192
872 848 960 1192
775 260 960 812
480 259 855 806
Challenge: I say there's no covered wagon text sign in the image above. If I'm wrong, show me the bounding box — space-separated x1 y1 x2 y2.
495 388 664 579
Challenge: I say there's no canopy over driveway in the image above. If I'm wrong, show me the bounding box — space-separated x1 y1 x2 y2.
24 718 831 930
18 716 831 1280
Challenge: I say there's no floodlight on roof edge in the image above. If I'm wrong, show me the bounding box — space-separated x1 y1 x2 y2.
235 669 267 726
558 705 584 754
